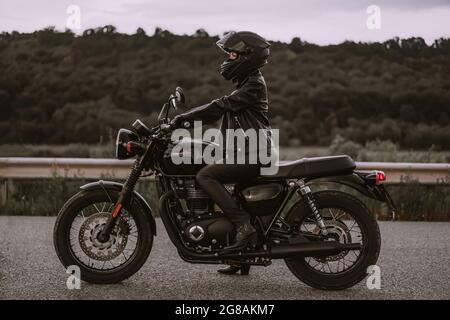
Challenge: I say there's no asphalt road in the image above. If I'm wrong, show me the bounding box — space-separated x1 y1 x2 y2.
0 217 449 300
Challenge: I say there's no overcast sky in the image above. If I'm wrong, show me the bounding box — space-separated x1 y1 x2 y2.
0 0 449 44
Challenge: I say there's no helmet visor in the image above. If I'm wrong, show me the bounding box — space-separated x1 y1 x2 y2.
216 32 248 54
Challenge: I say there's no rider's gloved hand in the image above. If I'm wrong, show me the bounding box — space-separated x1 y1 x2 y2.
170 115 187 128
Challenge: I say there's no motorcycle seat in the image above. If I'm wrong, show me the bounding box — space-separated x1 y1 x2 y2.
266 155 356 179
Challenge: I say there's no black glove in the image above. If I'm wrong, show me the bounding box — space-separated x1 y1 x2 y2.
170 115 190 128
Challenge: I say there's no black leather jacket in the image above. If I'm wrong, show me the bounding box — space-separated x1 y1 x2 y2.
179 70 272 158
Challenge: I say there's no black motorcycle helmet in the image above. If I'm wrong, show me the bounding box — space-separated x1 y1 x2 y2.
216 31 270 82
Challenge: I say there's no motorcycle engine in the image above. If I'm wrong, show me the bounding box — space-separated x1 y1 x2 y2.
182 213 235 250
173 178 236 251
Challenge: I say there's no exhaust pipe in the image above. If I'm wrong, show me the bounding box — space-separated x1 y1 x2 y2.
269 241 361 258
221 241 361 260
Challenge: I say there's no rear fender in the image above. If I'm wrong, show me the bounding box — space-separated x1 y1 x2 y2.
306 173 396 212
80 180 156 236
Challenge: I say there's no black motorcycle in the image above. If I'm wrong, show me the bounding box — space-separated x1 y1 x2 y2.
54 87 395 290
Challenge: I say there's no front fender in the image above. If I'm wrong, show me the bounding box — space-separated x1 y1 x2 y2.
80 180 156 236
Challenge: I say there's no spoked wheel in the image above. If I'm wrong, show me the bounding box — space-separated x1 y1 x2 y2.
285 191 381 290
54 189 153 284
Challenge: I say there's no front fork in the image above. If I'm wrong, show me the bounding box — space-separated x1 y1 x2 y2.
97 159 143 242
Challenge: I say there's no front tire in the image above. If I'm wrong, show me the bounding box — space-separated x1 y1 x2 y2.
53 189 154 284
284 191 381 290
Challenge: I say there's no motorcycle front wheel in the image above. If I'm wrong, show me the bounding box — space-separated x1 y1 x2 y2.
53 189 154 284
284 190 381 290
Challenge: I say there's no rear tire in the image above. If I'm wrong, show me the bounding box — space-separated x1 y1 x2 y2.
53 189 154 284
284 191 381 290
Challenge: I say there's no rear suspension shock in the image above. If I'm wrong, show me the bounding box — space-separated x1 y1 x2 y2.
296 179 328 236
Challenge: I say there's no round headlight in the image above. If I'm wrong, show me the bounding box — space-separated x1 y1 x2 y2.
116 129 139 159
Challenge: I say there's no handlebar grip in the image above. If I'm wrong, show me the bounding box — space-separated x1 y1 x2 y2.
149 126 159 134
160 124 172 132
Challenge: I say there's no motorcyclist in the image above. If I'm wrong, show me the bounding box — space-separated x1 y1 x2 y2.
171 31 272 275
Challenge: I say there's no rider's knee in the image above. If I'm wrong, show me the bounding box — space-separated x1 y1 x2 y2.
196 166 213 184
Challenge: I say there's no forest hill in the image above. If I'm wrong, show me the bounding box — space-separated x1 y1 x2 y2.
0 27 449 149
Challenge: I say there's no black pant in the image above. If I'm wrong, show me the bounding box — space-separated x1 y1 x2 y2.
196 164 261 225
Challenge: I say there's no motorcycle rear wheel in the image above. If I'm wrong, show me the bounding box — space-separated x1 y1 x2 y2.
284 190 381 290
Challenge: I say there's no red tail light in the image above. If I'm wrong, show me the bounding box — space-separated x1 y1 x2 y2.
375 171 386 185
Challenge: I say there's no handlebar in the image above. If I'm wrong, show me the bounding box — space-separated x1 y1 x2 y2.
149 126 160 135
143 118 190 141
160 123 173 132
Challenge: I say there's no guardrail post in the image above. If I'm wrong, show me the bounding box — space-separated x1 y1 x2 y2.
0 179 15 207
0 179 6 206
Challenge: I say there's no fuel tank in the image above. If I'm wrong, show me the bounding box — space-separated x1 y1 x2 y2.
160 138 220 176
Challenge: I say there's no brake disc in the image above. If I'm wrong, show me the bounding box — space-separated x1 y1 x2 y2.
313 219 353 263
78 212 129 261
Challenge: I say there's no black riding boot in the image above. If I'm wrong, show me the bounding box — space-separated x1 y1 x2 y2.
226 221 257 250
218 264 251 275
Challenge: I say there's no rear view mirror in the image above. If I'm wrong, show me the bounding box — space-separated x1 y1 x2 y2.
175 87 185 105
169 87 186 110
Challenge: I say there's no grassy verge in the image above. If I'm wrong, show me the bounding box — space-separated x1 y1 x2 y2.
0 177 159 216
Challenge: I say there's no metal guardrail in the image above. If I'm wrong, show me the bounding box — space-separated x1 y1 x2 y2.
0 157 448 184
